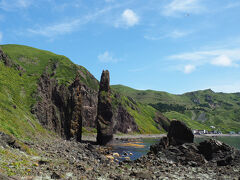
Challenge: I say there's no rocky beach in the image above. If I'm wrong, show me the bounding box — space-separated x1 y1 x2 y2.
1 120 240 180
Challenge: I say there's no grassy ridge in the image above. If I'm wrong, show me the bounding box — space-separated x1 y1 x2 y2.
112 85 240 133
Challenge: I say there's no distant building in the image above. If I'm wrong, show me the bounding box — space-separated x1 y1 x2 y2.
229 131 235 134
210 126 215 129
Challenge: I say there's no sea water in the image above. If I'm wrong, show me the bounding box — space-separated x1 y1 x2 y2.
112 136 240 161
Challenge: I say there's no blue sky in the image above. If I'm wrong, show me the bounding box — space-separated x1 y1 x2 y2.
1 0 240 94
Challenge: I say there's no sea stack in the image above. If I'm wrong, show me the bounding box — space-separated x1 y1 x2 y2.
69 75 83 142
96 70 113 145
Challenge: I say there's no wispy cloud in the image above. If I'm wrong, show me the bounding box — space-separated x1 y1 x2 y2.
144 29 191 40
27 4 127 37
225 2 240 9
28 19 81 37
168 48 240 73
0 0 32 11
115 9 139 28
128 66 149 72
98 51 120 63
210 82 240 93
162 0 204 17
0 32 3 42
105 0 114 3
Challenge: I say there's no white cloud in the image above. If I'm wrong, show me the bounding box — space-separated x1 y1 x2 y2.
98 51 119 63
168 48 240 73
115 9 139 28
184 64 195 74
163 0 204 16
169 49 240 64
28 19 81 37
168 30 189 38
211 55 233 67
122 9 139 26
0 32 2 42
0 0 32 11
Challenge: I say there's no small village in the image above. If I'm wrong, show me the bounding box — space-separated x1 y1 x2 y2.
192 126 240 135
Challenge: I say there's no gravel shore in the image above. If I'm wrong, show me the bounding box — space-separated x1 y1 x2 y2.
0 134 239 179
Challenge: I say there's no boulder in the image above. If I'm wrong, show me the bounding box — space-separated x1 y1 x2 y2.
198 139 236 166
0 132 21 149
167 120 194 145
96 70 114 145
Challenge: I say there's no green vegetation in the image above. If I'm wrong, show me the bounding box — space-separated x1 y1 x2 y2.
0 44 98 140
0 44 162 140
2 43 239 140
112 85 240 133
111 93 164 134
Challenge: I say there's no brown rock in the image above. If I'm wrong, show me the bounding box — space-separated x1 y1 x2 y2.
96 70 113 145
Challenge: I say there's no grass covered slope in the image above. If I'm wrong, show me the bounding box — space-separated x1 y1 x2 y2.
111 93 165 134
112 85 240 133
0 44 98 140
0 61 48 140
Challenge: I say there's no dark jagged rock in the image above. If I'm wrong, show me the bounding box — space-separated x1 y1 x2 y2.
0 49 12 67
167 120 194 145
32 71 83 141
198 139 238 166
113 105 139 133
96 70 113 145
150 123 239 167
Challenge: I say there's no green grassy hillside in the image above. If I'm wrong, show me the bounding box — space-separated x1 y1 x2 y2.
0 44 99 140
112 85 240 133
111 93 164 134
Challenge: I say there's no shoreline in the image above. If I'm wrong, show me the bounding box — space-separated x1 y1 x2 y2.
82 133 240 142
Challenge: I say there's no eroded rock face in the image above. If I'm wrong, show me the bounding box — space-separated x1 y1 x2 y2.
32 71 84 141
198 139 237 166
154 113 171 132
0 49 25 75
96 70 113 145
0 49 12 67
167 120 194 145
113 105 139 133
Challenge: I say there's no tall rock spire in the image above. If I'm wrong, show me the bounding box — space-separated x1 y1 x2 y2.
96 70 113 145
69 75 82 142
